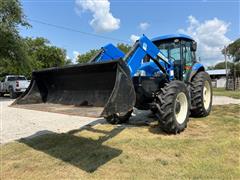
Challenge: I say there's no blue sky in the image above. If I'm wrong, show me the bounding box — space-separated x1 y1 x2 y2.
20 0 240 65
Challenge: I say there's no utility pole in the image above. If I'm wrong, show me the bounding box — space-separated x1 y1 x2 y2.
224 46 228 90
233 62 236 90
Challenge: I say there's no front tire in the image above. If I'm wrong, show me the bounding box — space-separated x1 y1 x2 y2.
190 71 212 117
155 80 190 134
105 110 133 124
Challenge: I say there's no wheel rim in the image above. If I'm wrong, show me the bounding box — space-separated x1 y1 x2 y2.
203 81 211 110
175 92 188 124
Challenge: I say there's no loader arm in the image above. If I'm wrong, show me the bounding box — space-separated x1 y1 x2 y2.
124 35 174 80
89 43 125 63
90 35 174 80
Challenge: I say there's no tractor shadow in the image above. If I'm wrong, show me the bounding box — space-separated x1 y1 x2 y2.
127 109 168 135
18 120 123 173
18 110 167 173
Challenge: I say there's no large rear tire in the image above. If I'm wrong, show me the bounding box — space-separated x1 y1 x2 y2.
190 71 212 117
105 110 133 124
155 80 190 134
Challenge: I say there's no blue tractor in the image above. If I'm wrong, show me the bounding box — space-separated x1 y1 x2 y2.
14 34 212 134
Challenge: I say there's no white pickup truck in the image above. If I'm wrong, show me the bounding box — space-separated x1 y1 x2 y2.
0 75 30 98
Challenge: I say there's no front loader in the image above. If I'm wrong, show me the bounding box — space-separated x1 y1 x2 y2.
13 34 212 134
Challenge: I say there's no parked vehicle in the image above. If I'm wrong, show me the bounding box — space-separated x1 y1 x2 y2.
0 75 30 98
14 34 212 134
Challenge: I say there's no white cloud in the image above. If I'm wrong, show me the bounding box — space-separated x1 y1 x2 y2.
130 34 140 43
74 6 82 16
139 22 150 31
72 51 80 64
75 0 120 33
178 15 231 66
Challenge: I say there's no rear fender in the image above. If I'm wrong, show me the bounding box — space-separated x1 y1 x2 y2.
188 63 205 82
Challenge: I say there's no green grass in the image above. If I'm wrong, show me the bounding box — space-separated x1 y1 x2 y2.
213 88 240 99
1 105 240 179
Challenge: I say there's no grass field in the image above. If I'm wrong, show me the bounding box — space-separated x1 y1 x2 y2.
1 105 240 179
213 88 240 99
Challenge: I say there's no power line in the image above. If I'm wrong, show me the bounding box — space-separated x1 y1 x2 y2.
27 18 129 43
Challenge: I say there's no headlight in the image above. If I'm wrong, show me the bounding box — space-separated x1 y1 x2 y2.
134 70 146 77
153 71 161 77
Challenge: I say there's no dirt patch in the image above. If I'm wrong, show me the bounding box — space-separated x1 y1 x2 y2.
12 103 104 117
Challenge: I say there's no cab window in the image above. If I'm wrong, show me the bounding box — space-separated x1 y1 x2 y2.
158 41 181 61
182 41 193 65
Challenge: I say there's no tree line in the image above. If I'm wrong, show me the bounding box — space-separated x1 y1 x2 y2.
76 43 131 63
0 0 73 79
0 0 131 79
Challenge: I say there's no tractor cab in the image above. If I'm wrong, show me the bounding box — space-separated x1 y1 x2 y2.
152 34 197 81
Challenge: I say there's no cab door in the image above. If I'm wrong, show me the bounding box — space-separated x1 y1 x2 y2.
182 40 196 81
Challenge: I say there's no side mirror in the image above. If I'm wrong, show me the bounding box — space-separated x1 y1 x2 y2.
191 41 197 51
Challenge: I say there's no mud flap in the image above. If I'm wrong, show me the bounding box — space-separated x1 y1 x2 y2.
12 60 136 117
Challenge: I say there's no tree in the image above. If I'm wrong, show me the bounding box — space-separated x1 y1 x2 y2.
0 0 30 74
206 66 214 70
77 49 99 63
25 37 69 72
225 39 240 62
117 43 131 54
0 37 70 78
222 39 240 89
77 43 131 64
214 61 239 76
0 1 71 78
214 61 233 70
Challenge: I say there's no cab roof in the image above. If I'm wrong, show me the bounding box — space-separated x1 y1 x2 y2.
152 34 194 42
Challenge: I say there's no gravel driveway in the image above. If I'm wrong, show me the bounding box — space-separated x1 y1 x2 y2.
0 97 102 144
1 95 239 144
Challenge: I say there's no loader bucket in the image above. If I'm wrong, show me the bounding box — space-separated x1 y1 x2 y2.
12 60 136 118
